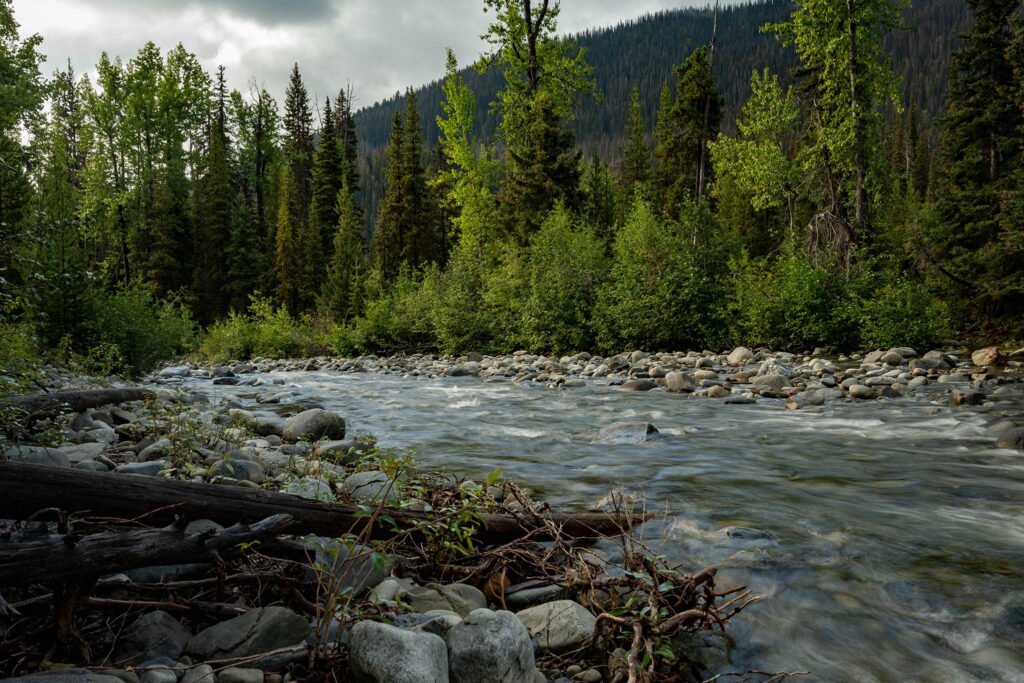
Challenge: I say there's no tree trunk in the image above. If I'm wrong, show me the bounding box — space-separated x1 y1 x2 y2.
0 461 646 544
0 514 292 587
848 0 867 237
6 388 154 417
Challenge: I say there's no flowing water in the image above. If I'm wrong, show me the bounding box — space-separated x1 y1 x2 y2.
186 370 1024 682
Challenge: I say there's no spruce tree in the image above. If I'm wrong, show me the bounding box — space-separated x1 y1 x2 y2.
275 164 303 315
283 63 314 219
622 86 650 190
335 86 360 197
372 111 407 282
311 97 344 267
320 181 366 322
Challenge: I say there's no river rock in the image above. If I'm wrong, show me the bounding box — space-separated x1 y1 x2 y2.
604 354 630 371
218 669 264 683
341 470 399 503
252 414 287 437
348 620 448 683
848 384 876 400
620 379 657 392
447 608 537 683
664 371 694 393
516 600 596 651
406 583 488 617
949 389 985 406
301 537 393 596
880 351 904 366
4 671 128 683
756 358 795 378
282 409 346 443
283 476 336 501
727 346 754 366
116 610 191 664
996 427 1024 450
138 438 174 462
448 362 480 377
159 365 191 378
705 385 730 398
971 346 1003 367
4 444 71 468
209 458 265 483
180 666 215 683
185 606 310 661
750 374 791 392
115 460 170 476
595 422 659 444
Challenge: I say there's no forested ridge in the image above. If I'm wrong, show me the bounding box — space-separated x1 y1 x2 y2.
0 0 1022 384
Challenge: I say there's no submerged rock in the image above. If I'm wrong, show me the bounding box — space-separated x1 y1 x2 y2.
595 422 659 444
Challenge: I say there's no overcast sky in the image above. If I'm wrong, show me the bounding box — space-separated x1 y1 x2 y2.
13 0 725 111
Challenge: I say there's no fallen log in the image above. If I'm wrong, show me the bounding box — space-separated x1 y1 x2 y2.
0 461 646 545
5 388 155 416
0 513 293 587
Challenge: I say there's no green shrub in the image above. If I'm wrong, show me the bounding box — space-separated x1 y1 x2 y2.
522 204 608 354
727 241 855 351
345 269 438 354
82 287 196 375
200 296 329 362
854 271 950 351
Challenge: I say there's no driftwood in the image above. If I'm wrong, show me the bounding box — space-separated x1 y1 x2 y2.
5 388 154 416
0 461 646 545
0 513 293 586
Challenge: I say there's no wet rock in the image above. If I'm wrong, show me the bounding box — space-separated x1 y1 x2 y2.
252 414 287 437
756 358 795 378
996 427 1024 450
116 610 191 664
880 351 904 365
705 385 730 398
664 371 695 393
750 374 791 393
725 526 775 540
138 438 173 463
159 366 191 378
448 362 480 377
671 630 734 674
505 583 568 610
620 379 657 392
282 408 346 443
516 600 596 652
724 395 756 405
604 354 630 372
186 606 310 661
348 620 448 683
949 389 985 406
595 422 659 444
447 608 537 683
848 384 876 400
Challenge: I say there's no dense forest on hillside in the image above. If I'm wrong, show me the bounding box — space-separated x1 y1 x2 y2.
0 0 1022 385
353 0 969 230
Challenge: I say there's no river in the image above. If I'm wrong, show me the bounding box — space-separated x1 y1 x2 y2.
184 369 1024 682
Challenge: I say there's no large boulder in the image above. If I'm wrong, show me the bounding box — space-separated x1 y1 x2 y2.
116 610 191 664
595 422 659 445
185 606 309 661
516 600 596 652
446 608 536 683
755 358 795 378
282 409 346 443
664 371 694 393
3 445 70 468
348 620 448 683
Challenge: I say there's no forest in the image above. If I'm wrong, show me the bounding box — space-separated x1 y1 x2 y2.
0 0 1022 381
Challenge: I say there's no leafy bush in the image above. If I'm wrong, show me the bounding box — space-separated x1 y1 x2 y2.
521 204 608 354
82 287 196 374
200 296 329 362
596 198 728 352
343 269 438 354
727 241 854 351
853 268 950 351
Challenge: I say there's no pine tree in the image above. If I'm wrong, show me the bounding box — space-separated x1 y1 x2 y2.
653 47 722 220
932 0 1023 318
622 86 650 189
283 63 314 219
335 86 360 197
311 97 344 269
501 90 582 243
372 111 407 282
319 181 366 322
275 164 303 315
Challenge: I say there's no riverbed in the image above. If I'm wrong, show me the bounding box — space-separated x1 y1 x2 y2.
180 368 1024 682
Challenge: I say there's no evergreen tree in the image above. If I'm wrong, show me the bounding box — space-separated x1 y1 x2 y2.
580 155 620 244
319 181 366 322
275 164 304 315
501 90 582 242
932 0 1023 319
622 86 650 190
373 111 407 282
654 47 722 220
311 97 344 267
283 63 314 218
335 86 360 197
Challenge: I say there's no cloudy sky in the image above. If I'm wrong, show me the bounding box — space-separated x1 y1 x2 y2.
13 0 725 111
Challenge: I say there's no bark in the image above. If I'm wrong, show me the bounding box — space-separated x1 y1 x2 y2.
0 513 293 587
5 388 154 416
0 461 647 545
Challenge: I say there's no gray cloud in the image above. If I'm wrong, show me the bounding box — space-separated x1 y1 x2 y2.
14 0 730 111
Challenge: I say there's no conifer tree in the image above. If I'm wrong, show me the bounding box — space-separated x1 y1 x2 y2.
372 111 407 282
320 181 366 322
283 63 314 218
622 86 650 190
275 164 304 315
335 86 360 197
311 97 344 267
